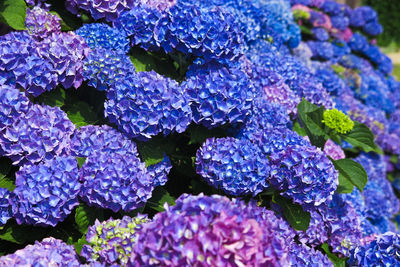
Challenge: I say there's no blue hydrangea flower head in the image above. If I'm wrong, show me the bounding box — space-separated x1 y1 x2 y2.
0 84 31 132
25 6 61 39
349 232 400 266
105 71 192 140
147 154 172 187
183 62 253 128
0 237 81 266
312 27 329 41
0 104 75 166
269 142 339 206
196 137 270 196
66 0 135 22
79 150 154 212
348 32 369 53
81 215 148 266
75 23 129 52
83 47 135 91
0 188 12 226
70 124 138 158
10 156 81 227
131 194 291 266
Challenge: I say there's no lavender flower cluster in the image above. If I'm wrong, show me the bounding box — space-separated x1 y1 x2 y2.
0 0 399 266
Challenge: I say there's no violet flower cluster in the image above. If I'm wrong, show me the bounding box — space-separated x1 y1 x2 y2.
105 71 192 140
196 137 270 196
25 6 61 39
11 156 81 227
0 237 81 266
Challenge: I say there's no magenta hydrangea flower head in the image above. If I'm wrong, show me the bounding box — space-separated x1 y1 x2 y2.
348 232 400 266
105 71 192 140
10 156 81 227
75 23 129 52
323 139 345 160
131 194 290 266
0 237 80 266
183 62 253 128
70 124 138 158
25 6 61 40
66 0 135 22
0 84 31 132
81 215 148 266
83 47 135 91
0 188 12 226
79 149 154 212
0 104 75 166
196 137 270 196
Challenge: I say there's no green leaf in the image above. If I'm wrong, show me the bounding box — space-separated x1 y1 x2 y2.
272 194 310 231
35 87 66 107
145 187 176 212
188 125 227 145
292 122 307 137
75 203 102 234
136 137 175 167
321 243 347 267
342 122 381 154
65 101 98 127
331 158 368 192
130 51 158 72
297 99 328 148
0 222 47 244
0 0 26 30
76 157 86 169
335 172 354 194
0 158 14 191
73 235 88 255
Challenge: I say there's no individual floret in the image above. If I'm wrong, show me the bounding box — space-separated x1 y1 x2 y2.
79 150 154 212
81 215 148 266
75 23 129 52
105 71 192 140
0 104 75 166
0 237 80 266
196 137 270 196
11 156 81 227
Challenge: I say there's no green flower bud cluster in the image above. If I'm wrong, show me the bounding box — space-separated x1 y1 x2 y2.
323 108 354 134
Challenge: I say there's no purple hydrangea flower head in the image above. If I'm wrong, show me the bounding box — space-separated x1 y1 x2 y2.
0 237 80 266
147 155 172 187
0 84 31 132
25 7 61 39
0 188 11 226
196 137 270 196
105 71 192 140
269 142 339 206
349 232 400 266
81 215 148 266
10 156 80 227
137 0 176 10
37 32 90 90
324 139 345 160
296 209 329 246
83 47 135 91
183 62 253 128
66 0 135 22
79 150 154 212
70 124 138 158
0 104 75 166
75 23 129 52
131 194 290 266
288 243 333 267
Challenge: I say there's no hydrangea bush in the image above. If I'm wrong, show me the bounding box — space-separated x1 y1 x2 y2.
0 0 399 266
